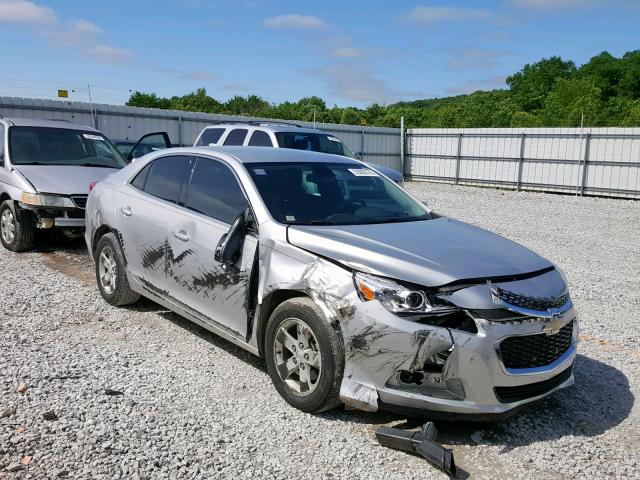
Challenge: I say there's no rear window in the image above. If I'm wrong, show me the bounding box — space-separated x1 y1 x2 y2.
248 131 273 147
274 132 355 158
196 128 225 146
9 126 126 168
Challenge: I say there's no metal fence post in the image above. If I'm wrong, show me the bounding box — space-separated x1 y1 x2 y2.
517 133 526 191
454 133 462 184
360 128 366 161
178 115 183 147
579 133 591 196
400 116 405 178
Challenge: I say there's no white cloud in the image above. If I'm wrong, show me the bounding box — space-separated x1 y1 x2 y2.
48 19 102 47
85 45 134 64
407 6 491 23
264 14 327 29
184 71 216 81
312 63 420 104
0 1 132 64
0 0 55 25
331 46 367 58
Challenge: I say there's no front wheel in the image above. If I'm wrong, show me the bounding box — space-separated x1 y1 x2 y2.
265 297 344 413
95 232 140 306
0 200 35 252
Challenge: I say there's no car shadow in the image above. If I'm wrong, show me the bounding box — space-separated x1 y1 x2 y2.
433 354 633 451
127 297 267 373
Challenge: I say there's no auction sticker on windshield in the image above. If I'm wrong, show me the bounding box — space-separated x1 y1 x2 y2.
348 168 379 177
83 134 104 141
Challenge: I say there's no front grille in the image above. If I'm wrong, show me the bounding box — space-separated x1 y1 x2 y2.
494 285 568 312
71 195 88 209
499 320 574 370
494 366 573 403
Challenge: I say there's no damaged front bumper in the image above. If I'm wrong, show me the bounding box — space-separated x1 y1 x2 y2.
339 298 577 417
19 203 86 229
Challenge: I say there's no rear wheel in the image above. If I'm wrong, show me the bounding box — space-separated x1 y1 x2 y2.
0 200 35 252
265 297 344 413
95 232 140 306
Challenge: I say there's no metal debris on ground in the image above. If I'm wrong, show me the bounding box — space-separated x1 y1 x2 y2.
376 422 456 477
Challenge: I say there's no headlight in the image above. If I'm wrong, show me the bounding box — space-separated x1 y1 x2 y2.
21 192 75 208
354 272 435 314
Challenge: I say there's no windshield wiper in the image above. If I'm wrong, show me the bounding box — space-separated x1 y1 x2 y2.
76 163 118 168
287 220 337 226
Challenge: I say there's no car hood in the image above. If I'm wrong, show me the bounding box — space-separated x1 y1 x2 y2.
366 162 403 183
14 165 119 196
287 217 552 287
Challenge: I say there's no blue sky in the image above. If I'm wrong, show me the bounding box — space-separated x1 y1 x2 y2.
0 0 638 106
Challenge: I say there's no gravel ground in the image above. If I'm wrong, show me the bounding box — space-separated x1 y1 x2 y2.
0 182 639 480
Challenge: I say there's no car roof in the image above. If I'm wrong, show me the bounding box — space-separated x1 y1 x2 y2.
1 117 99 132
162 146 361 165
203 123 331 135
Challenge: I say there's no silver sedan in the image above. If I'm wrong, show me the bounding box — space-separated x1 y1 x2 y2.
85 146 577 417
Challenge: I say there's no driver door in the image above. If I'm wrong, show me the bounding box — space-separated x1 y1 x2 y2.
165 156 258 338
128 132 172 161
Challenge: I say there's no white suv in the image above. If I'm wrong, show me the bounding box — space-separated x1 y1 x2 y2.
194 122 403 183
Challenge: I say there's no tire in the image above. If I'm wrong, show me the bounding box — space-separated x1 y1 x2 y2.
95 232 140 306
265 297 344 413
0 200 35 252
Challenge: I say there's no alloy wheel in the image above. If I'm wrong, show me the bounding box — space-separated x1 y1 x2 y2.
273 318 322 396
98 246 117 295
1 209 16 244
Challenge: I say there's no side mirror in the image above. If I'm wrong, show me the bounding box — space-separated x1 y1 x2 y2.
215 210 248 265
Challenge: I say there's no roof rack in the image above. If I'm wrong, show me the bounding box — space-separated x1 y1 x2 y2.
204 120 304 128
45 118 72 123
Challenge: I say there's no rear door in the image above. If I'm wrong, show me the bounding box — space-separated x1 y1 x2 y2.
165 156 257 337
116 155 191 295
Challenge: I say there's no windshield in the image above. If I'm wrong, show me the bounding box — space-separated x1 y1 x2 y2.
247 162 432 225
9 126 127 168
275 132 356 158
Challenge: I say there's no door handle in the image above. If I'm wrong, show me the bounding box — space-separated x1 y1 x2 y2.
172 229 190 242
121 206 132 217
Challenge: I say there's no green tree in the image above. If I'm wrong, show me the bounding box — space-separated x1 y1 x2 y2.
170 88 222 113
126 91 171 109
507 56 576 112
543 78 602 126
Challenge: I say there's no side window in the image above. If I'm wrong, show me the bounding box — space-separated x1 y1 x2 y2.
130 163 151 190
196 128 225 146
143 156 190 204
185 157 248 223
223 129 248 146
248 130 273 147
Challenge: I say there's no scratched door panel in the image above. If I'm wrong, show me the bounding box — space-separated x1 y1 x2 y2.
115 186 177 294
165 210 257 337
